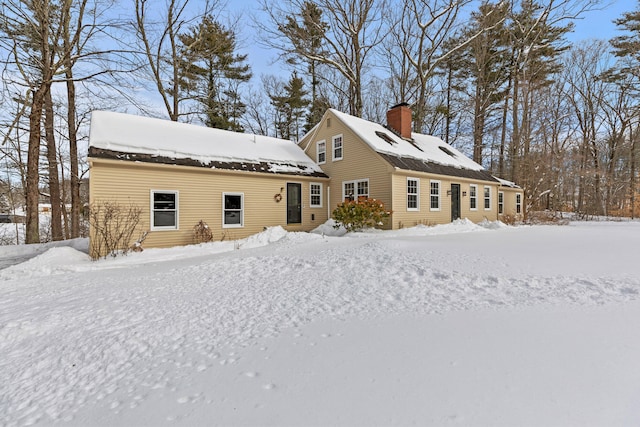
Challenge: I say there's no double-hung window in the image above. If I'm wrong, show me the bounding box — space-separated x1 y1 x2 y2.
430 180 440 211
317 141 326 164
223 193 244 228
151 190 178 230
516 193 522 214
343 179 369 201
469 185 477 210
498 191 504 214
310 183 322 207
332 135 343 161
484 186 491 210
407 178 419 211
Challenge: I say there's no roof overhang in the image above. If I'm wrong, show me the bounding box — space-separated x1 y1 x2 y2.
88 147 330 178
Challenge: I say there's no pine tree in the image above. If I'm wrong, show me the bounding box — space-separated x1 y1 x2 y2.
462 1 510 164
611 3 640 76
505 0 572 184
178 16 252 131
280 2 326 111
610 2 640 217
270 73 310 141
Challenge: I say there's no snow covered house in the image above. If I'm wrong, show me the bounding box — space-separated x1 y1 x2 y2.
88 105 523 256
298 104 524 229
88 111 329 257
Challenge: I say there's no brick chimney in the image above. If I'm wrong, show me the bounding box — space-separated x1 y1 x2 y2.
386 103 412 139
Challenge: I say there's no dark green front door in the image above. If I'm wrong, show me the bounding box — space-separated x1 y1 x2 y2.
287 183 302 224
451 183 461 221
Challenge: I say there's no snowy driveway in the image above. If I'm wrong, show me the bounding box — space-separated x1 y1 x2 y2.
1 221 640 426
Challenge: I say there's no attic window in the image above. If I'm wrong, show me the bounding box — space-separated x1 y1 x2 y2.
375 131 396 146
438 146 457 158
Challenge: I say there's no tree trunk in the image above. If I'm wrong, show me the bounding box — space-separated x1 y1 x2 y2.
498 63 514 179
44 89 64 241
473 82 485 164
25 85 48 244
63 0 81 238
630 122 637 219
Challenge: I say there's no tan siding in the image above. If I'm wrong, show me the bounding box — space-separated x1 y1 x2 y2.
499 187 525 221
390 172 501 228
299 110 520 229
89 158 328 256
301 111 394 226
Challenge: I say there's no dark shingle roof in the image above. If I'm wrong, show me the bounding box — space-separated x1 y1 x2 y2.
89 147 329 178
378 153 499 183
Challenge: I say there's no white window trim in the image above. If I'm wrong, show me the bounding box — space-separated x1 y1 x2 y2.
222 192 244 228
316 140 326 165
407 177 420 211
150 190 179 231
430 180 441 211
498 191 504 214
516 193 522 214
310 182 323 208
342 178 369 201
484 186 492 211
469 184 478 211
332 134 343 161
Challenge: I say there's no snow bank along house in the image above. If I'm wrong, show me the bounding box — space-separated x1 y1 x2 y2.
88 104 523 256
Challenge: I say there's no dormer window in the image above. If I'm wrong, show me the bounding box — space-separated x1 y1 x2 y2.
375 131 396 146
438 146 457 158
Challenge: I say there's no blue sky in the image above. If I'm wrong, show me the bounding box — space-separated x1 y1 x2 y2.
570 0 631 41
227 0 635 80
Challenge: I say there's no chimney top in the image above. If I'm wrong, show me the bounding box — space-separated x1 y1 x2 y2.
386 103 412 139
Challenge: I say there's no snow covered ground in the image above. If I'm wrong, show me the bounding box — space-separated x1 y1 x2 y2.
1 219 640 426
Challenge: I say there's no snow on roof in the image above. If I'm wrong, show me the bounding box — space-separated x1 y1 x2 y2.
494 176 521 189
329 109 484 171
89 111 325 176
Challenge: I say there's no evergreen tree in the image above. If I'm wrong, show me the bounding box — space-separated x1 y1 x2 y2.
461 1 510 164
270 73 310 141
505 0 572 184
178 16 252 131
280 2 326 111
610 2 640 217
610 2 640 83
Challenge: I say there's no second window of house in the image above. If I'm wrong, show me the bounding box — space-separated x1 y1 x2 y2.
223 193 244 228
332 135 343 161
310 183 322 207
484 186 491 210
498 191 504 214
470 184 477 210
430 180 440 210
407 178 419 211
343 179 369 201
317 140 326 164
151 190 178 230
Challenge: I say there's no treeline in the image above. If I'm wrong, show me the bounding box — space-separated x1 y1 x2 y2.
1 0 639 244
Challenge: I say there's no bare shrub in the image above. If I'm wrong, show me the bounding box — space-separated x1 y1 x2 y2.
89 201 144 259
193 220 213 244
527 210 569 225
499 214 517 225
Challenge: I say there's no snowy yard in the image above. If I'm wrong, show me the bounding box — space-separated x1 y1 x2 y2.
1 220 640 426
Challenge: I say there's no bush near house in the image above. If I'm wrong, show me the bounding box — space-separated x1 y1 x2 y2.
193 220 213 243
89 201 145 259
332 198 391 232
